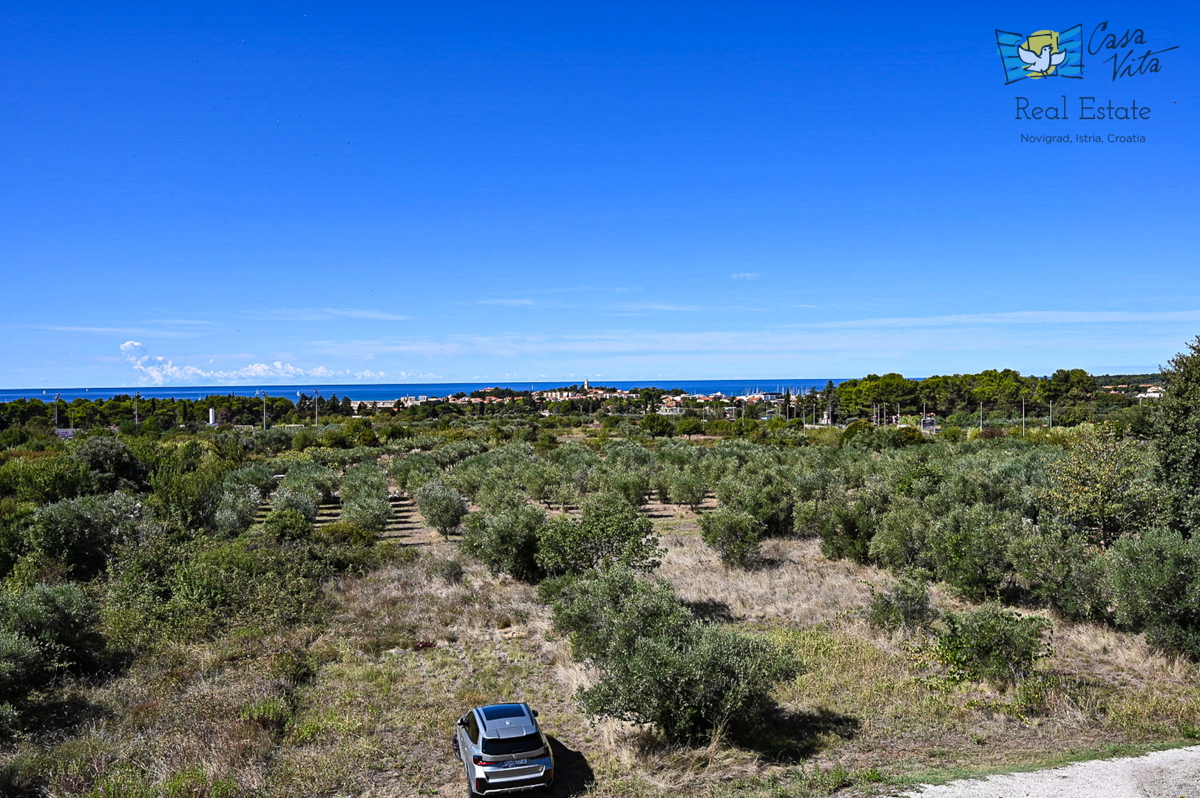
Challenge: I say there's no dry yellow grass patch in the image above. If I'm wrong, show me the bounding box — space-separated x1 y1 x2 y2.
660 535 888 626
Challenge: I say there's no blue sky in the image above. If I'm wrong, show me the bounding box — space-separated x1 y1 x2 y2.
2 2 1197 388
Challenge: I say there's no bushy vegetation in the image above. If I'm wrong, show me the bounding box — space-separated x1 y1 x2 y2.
933 604 1052 686
699 507 763 568
339 462 391 533
865 572 938 632
0 346 1198 793
1 583 102 733
414 479 468 539
544 567 799 741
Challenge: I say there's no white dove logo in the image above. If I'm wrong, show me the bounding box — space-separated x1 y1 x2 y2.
996 25 1083 84
1019 43 1066 75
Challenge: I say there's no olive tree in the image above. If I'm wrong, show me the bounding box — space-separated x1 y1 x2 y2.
415 479 468 539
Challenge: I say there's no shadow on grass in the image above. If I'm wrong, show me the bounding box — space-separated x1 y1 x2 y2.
750 555 788 571
732 706 861 763
684 598 736 623
7 690 110 744
628 706 861 765
546 735 595 797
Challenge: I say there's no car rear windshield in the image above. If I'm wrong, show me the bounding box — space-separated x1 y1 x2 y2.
480 704 526 721
481 733 544 756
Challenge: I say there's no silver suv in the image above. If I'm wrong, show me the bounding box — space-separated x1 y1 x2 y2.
453 702 554 795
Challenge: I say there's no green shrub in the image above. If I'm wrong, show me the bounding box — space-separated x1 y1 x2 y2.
264 508 312 541
70 434 145 493
1108 527 1200 659
339 463 391 533
26 492 143 580
934 603 1051 685
925 504 1019 601
147 447 231 532
414 479 468 539
546 567 799 741
1008 522 1109 621
1040 428 1159 546
0 582 103 729
0 499 33 579
272 483 319 522
544 567 692 662
868 496 934 572
0 454 89 504
315 520 374 546
535 491 660 576
101 526 369 652
578 623 798 741
698 507 763 568
818 495 879 564
865 573 938 631
714 467 796 537
214 484 262 536
667 468 707 511
461 504 546 582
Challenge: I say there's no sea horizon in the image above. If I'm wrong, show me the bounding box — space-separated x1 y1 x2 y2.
0 379 850 404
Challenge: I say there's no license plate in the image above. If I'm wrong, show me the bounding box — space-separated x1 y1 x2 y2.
501 759 528 769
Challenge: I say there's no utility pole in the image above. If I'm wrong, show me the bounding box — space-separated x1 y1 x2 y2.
314 389 321 426
134 392 140 430
257 390 268 430
54 393 61 429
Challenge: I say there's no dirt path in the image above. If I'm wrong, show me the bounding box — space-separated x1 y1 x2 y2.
898 746 1200 798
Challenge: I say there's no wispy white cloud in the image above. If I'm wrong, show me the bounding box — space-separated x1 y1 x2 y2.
616 303 703 313
475 298 534 306
250 307 410 322
799 309 1200 330
43 326 199 338
144 318 219 327
307 307 1196 367
730 272 760 280
119 341 394 385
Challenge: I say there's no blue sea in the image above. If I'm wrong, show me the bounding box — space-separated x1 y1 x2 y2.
0 379 845 403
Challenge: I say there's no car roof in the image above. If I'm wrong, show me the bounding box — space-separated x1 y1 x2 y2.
475 703 538 738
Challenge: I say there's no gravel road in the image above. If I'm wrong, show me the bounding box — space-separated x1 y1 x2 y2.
897 746 1200 798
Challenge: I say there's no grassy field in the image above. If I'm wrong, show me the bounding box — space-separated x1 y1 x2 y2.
4 495 1199 797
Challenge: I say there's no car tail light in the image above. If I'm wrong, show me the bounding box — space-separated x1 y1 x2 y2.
472 754 490 766
475 776 487 792
544 767 554 783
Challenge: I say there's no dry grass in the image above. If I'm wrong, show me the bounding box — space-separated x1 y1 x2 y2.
644 509 1200 789
6 500 1200 797
661 534 887 626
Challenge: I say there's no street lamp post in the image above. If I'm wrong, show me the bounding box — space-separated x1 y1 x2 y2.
54 393 61 429
134 392 140 430
313 390 321 426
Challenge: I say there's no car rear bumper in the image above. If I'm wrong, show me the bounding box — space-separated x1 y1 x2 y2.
475 766 552 794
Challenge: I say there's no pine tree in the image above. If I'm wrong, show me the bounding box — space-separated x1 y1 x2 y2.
1153 336 1200 534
